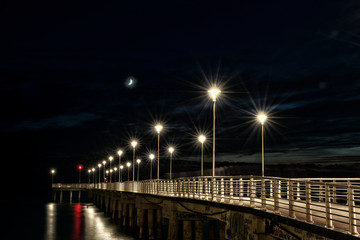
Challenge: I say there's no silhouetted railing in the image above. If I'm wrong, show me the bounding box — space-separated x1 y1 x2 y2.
53 175 360 236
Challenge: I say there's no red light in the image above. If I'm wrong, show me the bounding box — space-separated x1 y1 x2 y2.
78 165 83 170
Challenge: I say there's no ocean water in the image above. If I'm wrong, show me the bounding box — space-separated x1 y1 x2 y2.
4 200 135 240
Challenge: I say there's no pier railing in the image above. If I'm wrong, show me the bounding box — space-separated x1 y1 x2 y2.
53 175 360 236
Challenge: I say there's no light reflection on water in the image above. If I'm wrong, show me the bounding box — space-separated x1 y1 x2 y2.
45 203 134 240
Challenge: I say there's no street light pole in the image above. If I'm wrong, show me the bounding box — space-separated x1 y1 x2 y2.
257 113 267 177
98 164 101 183
198 135 206 177
131 141 137 182
208 88 220 178
109 156 113 183
117 150 123 182
137 159 141 181
126 162 131 181
102 161 106 182
149 154 155 180
155 124 163 180
168 147 174 180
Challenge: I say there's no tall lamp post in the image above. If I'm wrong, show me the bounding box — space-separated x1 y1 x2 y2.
208 87 221 178
126 162 131 181
149 153 155 180
92 168 95 186
109 156 113 182
98 164 101 183
198 134 206 177
102 160 106 182
136 159 141 181
120 165 124 182
257 113 267 177
131 141 137 182
117 150 123 182
51 169 55 185
78 165 83 183
110 169 113 183
114 167 118 182
168 147 174 180
155 124 163 180
88 169 91 184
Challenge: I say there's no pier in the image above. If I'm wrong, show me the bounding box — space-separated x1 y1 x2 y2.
52 175 360 239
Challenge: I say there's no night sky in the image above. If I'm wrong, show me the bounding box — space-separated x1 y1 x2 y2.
1 1 360 189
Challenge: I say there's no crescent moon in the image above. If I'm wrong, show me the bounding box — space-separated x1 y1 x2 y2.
128 79 133 85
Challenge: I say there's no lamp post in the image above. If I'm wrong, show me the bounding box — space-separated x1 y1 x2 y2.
117 150 123 182
198 134 206 177
92 168 95 186
131 141 137 182
114 167 118 182
102 160 106 182
208 88 221 178
98 164 101 183
88 169 91 184
109 156 113 182
110 169 113 183
155 124 163 180
78 165 83 183
51 169 55 185
149 153 155 180
257 113 267 177
120 165 124 182
136 159 141 181
168 147 174 180
126 162 131 181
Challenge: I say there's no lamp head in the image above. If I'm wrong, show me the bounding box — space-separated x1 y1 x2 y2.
168 147 174 154
98 164 101 168
155 124 163 134
102 160 106 165
149 153 155 160
208 88 221 102
257 113 268 125
120 165 124 170
126 162 131 167
117 150 123 156
109 156 113 161
198 134 206 144
131 140 137 148
136 159 141 164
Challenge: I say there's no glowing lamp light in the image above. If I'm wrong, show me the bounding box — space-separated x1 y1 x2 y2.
198 135 206 144
257 113 268 125
78 165 83 170
131 140 137 148
120 165 124 170
102 160 106 165
149 154 155 160
92 168 95 172
109 156 113 161
208 88 221 102
117 150 123 156
51 169 55 174
136 159 141 164
168 147 174 154
98 164 101 168
155 124 163 134
126 162 131 167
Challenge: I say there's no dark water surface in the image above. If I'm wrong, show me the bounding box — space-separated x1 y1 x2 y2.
4 199 135 240
44 203 135 240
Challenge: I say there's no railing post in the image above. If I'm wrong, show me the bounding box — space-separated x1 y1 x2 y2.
212 178 217 201
239 178 243 204
305 182 313 223
250 177 255 207
274 179 280 213
229 178 233 204
261 178 266 210
289 180 295 218
199 177 202 199
319 179 324 202
204 178 209 200
270 180 273 198
296 182 301 200
325 184 334 229
332 180 337 203
220 178 225 203
348 185 359 235
193 177 196 198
